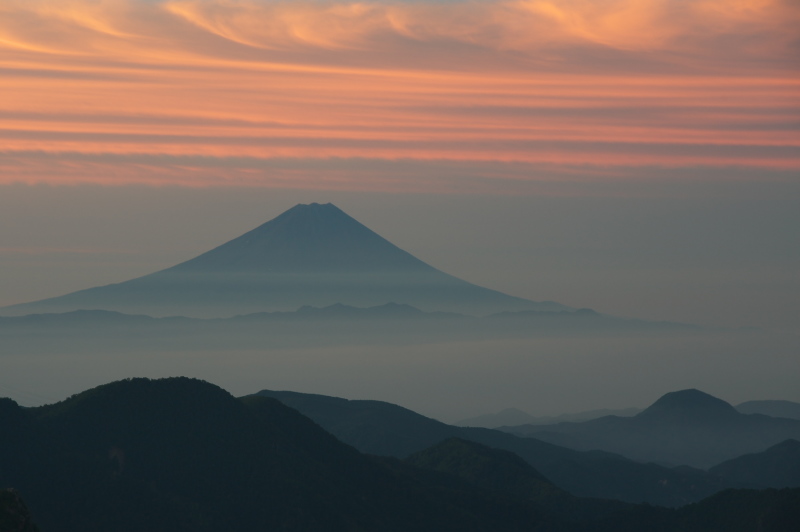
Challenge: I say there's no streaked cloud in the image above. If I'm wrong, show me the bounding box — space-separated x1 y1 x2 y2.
1 0 797 192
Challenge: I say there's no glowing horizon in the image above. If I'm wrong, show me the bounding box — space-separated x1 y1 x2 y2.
1 0 798 192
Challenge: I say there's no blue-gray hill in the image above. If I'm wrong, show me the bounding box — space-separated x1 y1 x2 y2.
709 439 800 489
253 389 733 506
736 400 800 420
500 389 800 468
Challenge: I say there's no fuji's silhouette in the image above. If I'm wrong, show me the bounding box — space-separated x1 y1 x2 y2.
2 203 567 317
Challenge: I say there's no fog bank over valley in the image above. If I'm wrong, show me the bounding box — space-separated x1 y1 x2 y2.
2 328 796 423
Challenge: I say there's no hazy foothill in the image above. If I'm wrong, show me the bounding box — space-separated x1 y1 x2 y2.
2 203 799 531
496 389 800 469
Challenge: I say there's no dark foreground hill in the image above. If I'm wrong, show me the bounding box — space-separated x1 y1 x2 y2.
254 390 733 506
0 489 40 532
500 389 800 468
3 378 799 532
0 378 562 532
407 438 563 500
1 203 566 318
405 440 800 532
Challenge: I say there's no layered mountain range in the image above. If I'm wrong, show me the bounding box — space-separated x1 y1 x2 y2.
2 378 799 532
254 389 732 506
456 399 800 429
498 389 800 468
1 203 567 318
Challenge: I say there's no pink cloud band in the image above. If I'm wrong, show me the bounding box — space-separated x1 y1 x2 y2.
1 0 797 191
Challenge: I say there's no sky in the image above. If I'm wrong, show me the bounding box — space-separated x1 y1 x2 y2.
1 0 797 188
0 0 800 328
0 2 798 327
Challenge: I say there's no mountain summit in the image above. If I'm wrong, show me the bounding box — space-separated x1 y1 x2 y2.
637 389 740 424
500 388 800 468
2 203 567 318
166 203 434 274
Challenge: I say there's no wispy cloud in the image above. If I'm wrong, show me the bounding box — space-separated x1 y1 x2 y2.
1 0 797 192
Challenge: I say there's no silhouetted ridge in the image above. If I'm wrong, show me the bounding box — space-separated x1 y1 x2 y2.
501 389 800 468
406 438 560 500
5 378 797 531
737 400 800 420
5 377 564 531
709 439 800 489
167 202 435 274
637 389 739 423
255 389 735 506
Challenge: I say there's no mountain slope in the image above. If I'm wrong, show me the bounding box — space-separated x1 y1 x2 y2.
405 438 561 500
3 379 798 532
253 389 733 506
403 437 650 525
457 408 538 428
709 439 800 489
0 377 566 532
407 440 800 530
457 406 641 429
164 202 433 274
737 400 800 420
0 489 40 532
1 203 566 318
501 389 800 468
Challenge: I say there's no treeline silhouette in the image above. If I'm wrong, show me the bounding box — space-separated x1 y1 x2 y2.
1 378 798 531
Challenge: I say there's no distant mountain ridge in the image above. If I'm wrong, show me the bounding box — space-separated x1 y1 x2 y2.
0 303 698 358
737 400 800 420
457 407 641 429
1 203 568 318
254 389 734 506
0 303 455 327
710 439 800 489
500 389 800 468
637 389 740 423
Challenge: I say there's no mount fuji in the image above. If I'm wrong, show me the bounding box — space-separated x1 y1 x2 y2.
1 203 570 318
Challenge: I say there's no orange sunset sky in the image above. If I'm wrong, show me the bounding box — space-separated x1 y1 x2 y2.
1 0 798 191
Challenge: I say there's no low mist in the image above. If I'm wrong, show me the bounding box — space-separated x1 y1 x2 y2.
2 327 796 423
